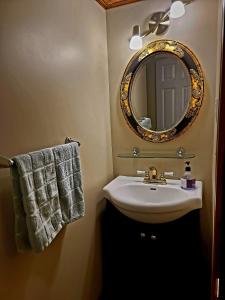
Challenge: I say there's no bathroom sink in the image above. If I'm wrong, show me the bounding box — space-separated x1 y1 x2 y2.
103 176 202 223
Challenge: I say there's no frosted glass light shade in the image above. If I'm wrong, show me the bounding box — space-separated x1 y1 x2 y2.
129 35 143 50
170 1 185 19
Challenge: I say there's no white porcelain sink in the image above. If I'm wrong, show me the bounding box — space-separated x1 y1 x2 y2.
103 176 202 223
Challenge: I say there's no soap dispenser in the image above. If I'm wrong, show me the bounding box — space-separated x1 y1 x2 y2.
181 161 196 190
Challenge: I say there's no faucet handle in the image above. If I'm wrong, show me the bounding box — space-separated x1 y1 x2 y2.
159 172 166 180
137 170 150 182
163 171 180 180
144 170 150 181
164 171 174 177
159 172 167 184
137 170 146 176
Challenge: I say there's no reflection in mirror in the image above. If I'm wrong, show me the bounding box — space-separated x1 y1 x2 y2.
131 53 191 131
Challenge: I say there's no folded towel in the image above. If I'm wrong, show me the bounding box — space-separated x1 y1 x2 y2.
11 142 84 252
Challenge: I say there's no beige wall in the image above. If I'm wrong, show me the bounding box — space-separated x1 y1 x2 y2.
107 0 219 263
0 0 113 299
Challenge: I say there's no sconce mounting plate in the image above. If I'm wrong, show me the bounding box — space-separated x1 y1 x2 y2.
149 12 170 36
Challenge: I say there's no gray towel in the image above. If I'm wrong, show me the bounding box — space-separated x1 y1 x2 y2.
11 142 84 252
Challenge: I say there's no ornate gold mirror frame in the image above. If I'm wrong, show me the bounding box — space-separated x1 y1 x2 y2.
120 40 204 143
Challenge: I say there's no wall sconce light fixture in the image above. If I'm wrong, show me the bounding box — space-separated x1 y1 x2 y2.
129 25 143 50
129 0 193 50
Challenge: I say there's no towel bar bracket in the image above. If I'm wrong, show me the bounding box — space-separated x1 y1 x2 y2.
65 137 81 146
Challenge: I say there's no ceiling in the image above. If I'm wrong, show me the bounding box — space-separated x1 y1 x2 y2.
96 0 144 9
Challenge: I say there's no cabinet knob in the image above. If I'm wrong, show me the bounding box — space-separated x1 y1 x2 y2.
150 234 157 240
140 232 146 239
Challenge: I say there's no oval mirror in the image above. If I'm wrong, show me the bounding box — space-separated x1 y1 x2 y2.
121 40 204 143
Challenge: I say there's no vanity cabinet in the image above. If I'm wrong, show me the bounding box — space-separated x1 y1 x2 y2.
101 202 208 300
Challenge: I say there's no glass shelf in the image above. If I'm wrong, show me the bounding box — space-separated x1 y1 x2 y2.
117 153 195 159
117 147 195 159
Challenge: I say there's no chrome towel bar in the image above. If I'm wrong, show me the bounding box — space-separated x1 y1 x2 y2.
0 155 14 168
0 137 80 169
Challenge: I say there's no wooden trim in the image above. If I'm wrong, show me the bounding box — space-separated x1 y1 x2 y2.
96 0 143 9
211 1 225 299
96 0 107 9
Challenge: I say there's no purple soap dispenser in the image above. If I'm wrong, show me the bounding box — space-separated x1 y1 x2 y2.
181 161 196 190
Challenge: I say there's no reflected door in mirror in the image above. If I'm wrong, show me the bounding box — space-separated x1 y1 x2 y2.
131 53 191 131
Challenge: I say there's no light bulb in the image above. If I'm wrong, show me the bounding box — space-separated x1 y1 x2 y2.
170 1 185 19
129 35 143 50
129 25 143 50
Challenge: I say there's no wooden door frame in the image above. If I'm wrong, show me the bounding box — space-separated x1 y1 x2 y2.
212 0 225 299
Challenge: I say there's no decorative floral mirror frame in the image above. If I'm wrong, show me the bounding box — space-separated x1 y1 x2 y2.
120 40 204 143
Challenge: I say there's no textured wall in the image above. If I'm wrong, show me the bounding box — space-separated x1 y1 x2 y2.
0 0 113 299
107 0 219 264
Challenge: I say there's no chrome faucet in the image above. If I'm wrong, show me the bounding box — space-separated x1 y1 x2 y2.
143 166 167 185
